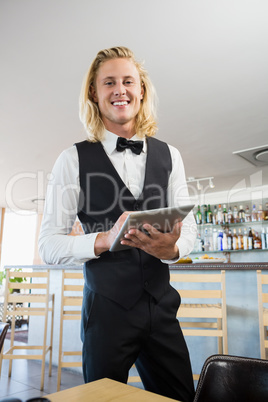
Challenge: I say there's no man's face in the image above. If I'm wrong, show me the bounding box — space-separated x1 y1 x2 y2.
91 58 144 137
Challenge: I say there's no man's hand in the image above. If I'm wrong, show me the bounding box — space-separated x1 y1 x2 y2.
94 212 131 256
120 221 183 260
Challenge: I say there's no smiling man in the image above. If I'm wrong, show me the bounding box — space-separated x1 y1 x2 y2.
39 46 197 402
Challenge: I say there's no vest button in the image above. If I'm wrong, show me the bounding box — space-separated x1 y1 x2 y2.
143 264 149 270
144 281 149 288
134 203 140 210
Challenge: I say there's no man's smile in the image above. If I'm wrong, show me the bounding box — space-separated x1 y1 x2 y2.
112 101 130 106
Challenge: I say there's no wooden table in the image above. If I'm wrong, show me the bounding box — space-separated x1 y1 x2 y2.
46 378 179 401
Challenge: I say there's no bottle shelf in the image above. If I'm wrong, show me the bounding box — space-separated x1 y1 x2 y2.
191 248 268 255
196 220 268 229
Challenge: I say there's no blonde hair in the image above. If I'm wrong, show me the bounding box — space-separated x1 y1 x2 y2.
79 46 158 142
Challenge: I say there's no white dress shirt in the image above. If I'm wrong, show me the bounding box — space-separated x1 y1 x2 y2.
39 130 197 265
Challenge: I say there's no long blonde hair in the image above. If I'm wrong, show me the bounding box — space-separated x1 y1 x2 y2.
79 46 158 142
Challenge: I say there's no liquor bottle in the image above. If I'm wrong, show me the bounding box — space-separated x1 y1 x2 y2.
238 205 245 223
245 205 251 222
264 202 268 221
195 205 202 225
227 229 233 250
251 204 257 222
254 232 262 249
194 233 201 252
248 227 253 250
217 230 223 251
232 229 238 250
223 204 228 224
201 205 207 224
212 205 218 225
227 206 233 224
204 228 209 252
237 228 243 250
217 204 223 225
261 228 266 249
243 228 248 250
222 230 228 250
212 228 218 250
207 228 213 251
196 233 203 252
206 204 212 224
257 204 264 221
233 206 238 223
204 228 213 252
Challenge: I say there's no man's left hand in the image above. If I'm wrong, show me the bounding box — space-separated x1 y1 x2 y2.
120 221 182 260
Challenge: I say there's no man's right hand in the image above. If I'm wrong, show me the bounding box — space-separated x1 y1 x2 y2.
94 212 131 256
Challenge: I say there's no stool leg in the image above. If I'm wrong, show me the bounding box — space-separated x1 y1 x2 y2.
217 318 223 354
8 312 16 377
41 303 49 391
48 295 55 377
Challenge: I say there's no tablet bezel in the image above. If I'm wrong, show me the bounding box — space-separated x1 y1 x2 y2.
109 204 195 252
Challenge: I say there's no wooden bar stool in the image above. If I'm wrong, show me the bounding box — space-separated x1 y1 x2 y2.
257 270 268 359
0 268 54 391
57 270 84 391
170 270 228 380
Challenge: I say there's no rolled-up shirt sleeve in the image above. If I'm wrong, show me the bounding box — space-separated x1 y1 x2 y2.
161 145 197 264
38 146 99 265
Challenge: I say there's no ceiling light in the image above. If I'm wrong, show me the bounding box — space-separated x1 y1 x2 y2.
187 176 215 191
209 178 215 188
196 180 202 191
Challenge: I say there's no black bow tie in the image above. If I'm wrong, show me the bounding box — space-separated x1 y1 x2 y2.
116 137 143 155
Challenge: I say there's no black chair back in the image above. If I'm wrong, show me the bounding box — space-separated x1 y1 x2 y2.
194 354 268 402
0 322 9 352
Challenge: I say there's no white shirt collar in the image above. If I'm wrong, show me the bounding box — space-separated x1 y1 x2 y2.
102 130 147 155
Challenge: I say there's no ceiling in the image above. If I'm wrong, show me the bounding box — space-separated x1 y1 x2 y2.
1 0 268 212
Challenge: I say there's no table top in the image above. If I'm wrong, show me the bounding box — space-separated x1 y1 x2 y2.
46 378 179 401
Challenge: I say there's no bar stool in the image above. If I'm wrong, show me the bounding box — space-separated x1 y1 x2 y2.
257 270 268 359
170 270 228 380
0 268 54 391
57 270 84 391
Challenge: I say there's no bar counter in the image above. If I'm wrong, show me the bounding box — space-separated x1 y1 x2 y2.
4 263 268 377
171 262 268 270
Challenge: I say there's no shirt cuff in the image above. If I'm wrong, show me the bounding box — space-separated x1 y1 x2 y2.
71 232 100 261
161 237 189 265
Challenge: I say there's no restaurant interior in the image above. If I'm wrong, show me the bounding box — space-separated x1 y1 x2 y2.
0 1 268 401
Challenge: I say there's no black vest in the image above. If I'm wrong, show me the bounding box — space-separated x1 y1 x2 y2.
76 137 172 309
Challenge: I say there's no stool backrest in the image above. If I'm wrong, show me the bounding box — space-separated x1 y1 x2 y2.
194 354 268 402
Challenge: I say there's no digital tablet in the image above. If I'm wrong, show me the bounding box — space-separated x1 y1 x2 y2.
109 204 195 252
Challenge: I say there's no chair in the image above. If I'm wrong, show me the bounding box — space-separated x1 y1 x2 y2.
257 270 268 359
57 270 84 391
0 322 9 354
0 268 54 391
193 354 268 402
170 270 228 380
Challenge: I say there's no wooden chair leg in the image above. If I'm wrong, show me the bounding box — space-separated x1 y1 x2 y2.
8 312 16 377
49 295 55 377
217 318 223 354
